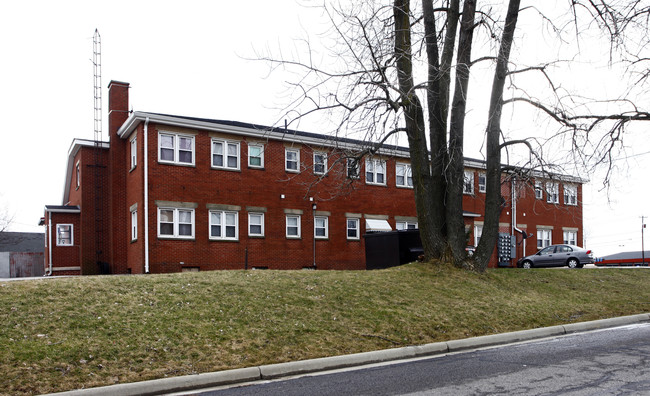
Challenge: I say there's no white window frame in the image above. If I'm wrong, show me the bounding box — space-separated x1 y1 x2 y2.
313 151 327 175
130 136 137 170
474 224 483 247
365 158 386 185
285 148 300 173
537 229 552 249
248 144 264 168
535 181 544 200
158 132 195 166
563 184 577 206
211 139 240 170
56 224 73 246
563 230 577 245
131 209 137 241
396 163 413 188
478 173 486 193
396 221 418 230
286 215 301 238
209 210 239 241
314 216 329 239
463 171 475 195
546 182 559 204
157 207 195 239
248 212 265 237
347 158 360 179
346 218 360 240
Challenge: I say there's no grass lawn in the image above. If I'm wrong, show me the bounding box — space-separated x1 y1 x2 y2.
1 263 649 395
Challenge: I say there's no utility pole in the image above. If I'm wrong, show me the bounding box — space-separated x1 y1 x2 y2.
642 216 646 266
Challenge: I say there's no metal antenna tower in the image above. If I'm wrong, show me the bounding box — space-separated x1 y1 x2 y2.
92 29 107 273
93 29 102 142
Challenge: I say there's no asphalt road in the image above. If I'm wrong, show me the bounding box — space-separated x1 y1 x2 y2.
190 323 650 396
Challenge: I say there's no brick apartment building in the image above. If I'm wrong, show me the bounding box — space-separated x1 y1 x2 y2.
41 80 585 275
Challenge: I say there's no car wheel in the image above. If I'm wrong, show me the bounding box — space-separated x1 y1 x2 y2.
521 260 533 269
567 258 579 269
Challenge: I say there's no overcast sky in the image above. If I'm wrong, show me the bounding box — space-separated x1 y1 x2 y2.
0 0 648 257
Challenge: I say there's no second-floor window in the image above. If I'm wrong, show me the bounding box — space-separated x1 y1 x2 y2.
396 163 413 188
546 182 559 204
248 144 264 168
535 181 544 200
347 158 360 179
313 152 327 175
212 139 240 170
564 184 577 206
159 132 194 165
478 173 486 193
286 149 300 172
130 136 137 170
463 171 474 194
366 159 386 185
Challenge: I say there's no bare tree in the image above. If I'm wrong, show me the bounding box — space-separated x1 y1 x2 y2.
260 0 650 271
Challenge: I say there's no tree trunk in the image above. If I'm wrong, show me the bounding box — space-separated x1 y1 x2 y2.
446 0 477 264
394 0 441 261
474 0 522 271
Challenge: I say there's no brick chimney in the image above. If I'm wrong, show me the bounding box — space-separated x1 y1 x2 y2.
107 80 130 274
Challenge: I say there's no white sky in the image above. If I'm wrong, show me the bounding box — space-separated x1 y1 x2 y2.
0 0 647 257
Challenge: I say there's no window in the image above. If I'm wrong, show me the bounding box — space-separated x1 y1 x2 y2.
248 144 264 168
347 158 360 179
286 215 301 238
158 208 195 239
478 173 486 193
210 211 238 240
396 163 413 188
474 225 483 247
159 132 194 165
537 229 552 249
563 230 577 245
212 139 240 170
130 136 137 170
248 212 264 237
535 181 543 200
347 218 360 240
313 152 327 175
396 221 418 230
463 171 475 194
56 224 73 246
75 161 80 189
365 159 386 185
564 184 577 206
286 148 300 172
314 216 328 239
131 209 137 241
546 182 559 204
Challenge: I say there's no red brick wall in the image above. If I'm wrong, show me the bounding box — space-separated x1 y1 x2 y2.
48 212 81 274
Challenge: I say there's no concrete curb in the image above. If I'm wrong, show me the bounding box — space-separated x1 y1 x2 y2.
49 313 650 396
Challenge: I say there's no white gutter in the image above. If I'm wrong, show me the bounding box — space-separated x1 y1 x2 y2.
46 212 53 276
144 117 150 274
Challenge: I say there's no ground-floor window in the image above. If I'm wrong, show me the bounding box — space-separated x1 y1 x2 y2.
210 210 238 240
158 208 194 239
396 221 418 230
563 230 577 245
537 228 552 249
347 218 360 240
474 225 483 247
314 216 328 239
56 224 73 246
248 213 264 237
286 215 301 238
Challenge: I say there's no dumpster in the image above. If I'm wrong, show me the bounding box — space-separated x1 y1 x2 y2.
364 229 423 269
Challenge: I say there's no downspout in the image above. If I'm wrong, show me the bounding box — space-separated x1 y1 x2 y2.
46 212 53 276
144 117 150 274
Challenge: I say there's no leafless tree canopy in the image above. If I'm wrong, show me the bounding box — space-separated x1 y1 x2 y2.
259 0 650 271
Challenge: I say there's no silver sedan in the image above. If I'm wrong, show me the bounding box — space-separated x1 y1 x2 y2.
517 244 595 269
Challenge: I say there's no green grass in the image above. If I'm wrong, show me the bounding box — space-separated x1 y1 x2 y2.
1 263 649 395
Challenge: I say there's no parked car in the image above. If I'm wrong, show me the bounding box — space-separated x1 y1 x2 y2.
517 244 594 269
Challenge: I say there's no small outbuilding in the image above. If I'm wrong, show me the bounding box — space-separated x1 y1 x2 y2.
0 232 45 278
